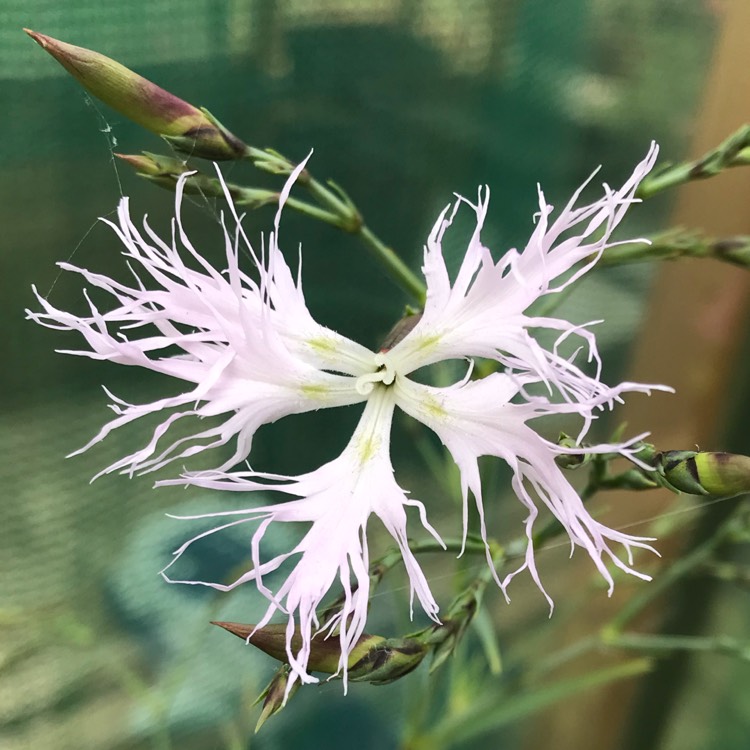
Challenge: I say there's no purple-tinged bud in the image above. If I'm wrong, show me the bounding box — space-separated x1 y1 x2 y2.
212 621 386 675
212 621 428 684
161 109 248 161
25 29 248 160
115 151 196 192
115 152 189 178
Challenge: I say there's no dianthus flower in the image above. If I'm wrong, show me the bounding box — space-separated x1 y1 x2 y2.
29 144 667 688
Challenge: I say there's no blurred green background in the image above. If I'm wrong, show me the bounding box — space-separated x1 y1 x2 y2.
2 1 749 749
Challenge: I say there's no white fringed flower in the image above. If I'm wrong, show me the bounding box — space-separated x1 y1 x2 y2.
29 144 668 688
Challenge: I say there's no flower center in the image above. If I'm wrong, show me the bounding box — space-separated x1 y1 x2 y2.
355 352 396 395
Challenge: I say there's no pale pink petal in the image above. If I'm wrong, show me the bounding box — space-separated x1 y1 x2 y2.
386 143 659 383
395 373 659 607
160 387 443 688
29 147 672 690
27 160 376 477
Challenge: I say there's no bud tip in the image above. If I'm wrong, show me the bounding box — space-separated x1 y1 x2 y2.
211 620 255 641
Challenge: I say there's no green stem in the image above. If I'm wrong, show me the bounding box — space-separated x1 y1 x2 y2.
636 123 750 199
605 631 750 661
598 228 750 268
300 175 354 222
408 537 494 560
246 147 426 302
359 224 426 303
409 658 651 749
247 147 354 218
321 536 492 624
526 636 600 680
281 195 344 228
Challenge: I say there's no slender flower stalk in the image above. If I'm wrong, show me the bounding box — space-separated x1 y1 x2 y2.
29 144 669 689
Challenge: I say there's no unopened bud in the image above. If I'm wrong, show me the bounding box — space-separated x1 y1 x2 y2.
116 153 279 207
25 29 247 160
348 636 428 684
161 109 247 161
555 433 593 469
115 151 189 177
115 151 191 190
253 665 298 733
424 581 481 673
212 620 386 675
660 450 750 497
611 468 661 491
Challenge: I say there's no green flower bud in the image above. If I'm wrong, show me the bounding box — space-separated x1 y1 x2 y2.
25 29 248 160
161 108 248 161
348 636 429 684
115 151 189 178
212 620 428 685
660 450 750 497
555 433 593 469
609 468 660 491
423 580 481 673
116 152 280 207
115 151 192 190
253 665 298 733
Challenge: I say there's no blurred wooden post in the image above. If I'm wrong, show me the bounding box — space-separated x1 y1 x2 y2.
524 1 750 748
